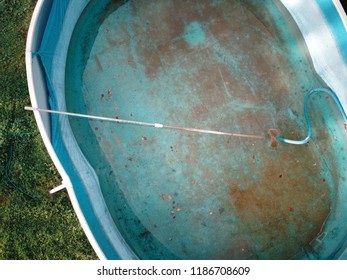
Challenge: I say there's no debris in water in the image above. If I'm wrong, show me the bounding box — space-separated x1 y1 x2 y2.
108 89 113 99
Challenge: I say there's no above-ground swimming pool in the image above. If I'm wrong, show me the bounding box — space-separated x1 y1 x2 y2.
27 0 347 259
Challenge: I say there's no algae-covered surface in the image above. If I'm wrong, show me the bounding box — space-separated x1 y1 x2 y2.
66 0 347 259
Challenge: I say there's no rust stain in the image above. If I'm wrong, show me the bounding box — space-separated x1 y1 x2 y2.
83 0 340 260
226 143 332 259
191 104 210 122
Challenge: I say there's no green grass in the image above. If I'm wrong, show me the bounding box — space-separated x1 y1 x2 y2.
0 0 97 259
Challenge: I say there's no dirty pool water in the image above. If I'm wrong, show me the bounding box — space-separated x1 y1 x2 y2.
65 0 347 259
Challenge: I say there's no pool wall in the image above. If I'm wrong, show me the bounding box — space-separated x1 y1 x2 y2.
26 0 347 259
281 0 347 260
26 0 136 260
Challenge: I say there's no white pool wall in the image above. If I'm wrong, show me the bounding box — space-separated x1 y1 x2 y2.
280 0 347 259
333 0 347 31
281 0 347 110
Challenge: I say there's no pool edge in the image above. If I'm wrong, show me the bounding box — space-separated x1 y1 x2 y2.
25 0 107 260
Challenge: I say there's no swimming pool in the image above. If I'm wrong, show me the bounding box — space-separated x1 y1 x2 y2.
26 0 347 259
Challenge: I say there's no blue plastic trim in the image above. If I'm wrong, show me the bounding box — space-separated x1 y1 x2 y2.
276 88 347 145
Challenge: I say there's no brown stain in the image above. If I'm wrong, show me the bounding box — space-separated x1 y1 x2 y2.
185 56 228 109
226 142 332 259
205 3 297 109
129 0 232 80
129 1 188 79
124 0 297 116
230 111 270 137
191 104 210 121
88 0 338 260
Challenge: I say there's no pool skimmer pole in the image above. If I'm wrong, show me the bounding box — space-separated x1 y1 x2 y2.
25 88 347 147
25 106 267 141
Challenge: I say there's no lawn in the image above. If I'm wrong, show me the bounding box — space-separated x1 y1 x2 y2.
0 0 97 259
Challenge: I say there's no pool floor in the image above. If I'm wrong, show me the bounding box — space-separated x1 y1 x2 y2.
65 0 347 259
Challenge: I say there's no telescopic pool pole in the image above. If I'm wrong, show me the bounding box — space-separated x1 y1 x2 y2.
24 106 267 141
